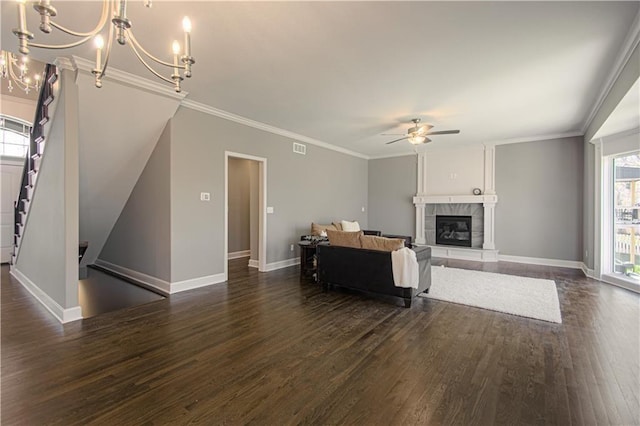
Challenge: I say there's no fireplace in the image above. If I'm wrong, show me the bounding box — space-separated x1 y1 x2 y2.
436 215 472 247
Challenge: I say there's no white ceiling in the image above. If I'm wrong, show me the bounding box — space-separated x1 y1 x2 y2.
1 1 639 158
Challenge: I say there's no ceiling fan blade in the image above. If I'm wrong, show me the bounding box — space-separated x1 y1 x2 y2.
386 136 409 145
381 133 405 136
424 130 460 136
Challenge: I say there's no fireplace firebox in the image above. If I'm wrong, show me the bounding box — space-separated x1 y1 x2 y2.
436 215 472 247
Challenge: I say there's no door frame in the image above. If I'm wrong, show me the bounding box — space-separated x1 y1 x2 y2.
224 151 267 280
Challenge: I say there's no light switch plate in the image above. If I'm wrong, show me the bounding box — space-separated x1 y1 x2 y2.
266 206 274 214
200 192 210 201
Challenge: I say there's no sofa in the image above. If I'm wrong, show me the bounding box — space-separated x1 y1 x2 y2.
317 239 431 308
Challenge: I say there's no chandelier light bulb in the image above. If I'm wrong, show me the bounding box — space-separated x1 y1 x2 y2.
183 17 192 33
95 35 104 49
12 0 195 91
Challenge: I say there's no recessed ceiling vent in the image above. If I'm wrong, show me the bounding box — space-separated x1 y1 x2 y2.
293 142 306 155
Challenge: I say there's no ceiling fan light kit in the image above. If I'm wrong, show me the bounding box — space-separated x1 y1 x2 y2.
11 0 195 92
385 117 460 146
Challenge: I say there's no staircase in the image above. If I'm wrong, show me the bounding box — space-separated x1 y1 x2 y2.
11 64 58 266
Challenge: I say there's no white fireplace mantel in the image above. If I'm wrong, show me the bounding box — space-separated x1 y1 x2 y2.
413 146 499 258
413 194 498 205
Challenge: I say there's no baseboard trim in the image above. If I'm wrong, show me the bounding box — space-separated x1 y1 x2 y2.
94 259 227 294
228 250 251 260
171 273 226 293
95 259 171 295
248 259 259 269
581 263 597 279
265 257 300 272
600 273 640 294
10 268 83 323
498 254 583 269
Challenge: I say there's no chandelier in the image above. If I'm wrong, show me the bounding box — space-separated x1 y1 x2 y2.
12 0 195 92
0 50 43 94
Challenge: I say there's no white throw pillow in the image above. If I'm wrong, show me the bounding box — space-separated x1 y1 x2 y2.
341 220 361 232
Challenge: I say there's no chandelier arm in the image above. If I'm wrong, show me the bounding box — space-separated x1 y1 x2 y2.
127 40 175 84
97 10 117 79
127 30 186 70
30 36 93 50
48 1 110 38
7 63 31 91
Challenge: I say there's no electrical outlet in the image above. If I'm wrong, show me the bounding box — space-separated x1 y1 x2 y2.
290 244 294 251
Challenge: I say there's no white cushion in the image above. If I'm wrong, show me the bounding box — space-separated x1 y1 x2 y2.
341 220 361 232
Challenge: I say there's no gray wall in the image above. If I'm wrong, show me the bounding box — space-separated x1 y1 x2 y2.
99 122 172 281
169 107 368 282
228 157 251 253
495 136 584 261
368 155 416 237
16 69 79 309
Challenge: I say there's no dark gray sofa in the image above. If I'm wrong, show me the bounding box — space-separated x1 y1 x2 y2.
316 244 431 308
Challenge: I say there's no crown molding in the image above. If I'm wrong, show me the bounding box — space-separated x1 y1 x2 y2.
71 56 187 101
53 56 76 71
180 98 370 160
581 10 640 135
487 131 584 146
368 152 419 160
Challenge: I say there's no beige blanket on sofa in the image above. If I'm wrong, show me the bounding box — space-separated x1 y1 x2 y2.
391 247 419 289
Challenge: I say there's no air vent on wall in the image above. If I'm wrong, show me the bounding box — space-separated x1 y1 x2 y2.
293 142 306 155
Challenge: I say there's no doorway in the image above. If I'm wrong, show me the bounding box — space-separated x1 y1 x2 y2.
224 152 267 281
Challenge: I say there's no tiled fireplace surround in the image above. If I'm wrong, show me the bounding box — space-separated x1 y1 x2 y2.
413 146 499 262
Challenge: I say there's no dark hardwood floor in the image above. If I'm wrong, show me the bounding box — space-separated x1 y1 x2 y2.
79 266 165 318
2 259 639 425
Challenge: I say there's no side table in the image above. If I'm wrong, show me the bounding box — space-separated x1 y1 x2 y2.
298 241 318 279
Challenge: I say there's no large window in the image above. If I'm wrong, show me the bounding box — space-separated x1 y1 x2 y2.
613 152 640 282
0 116 31 157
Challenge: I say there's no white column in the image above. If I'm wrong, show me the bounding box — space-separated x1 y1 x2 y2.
483 144 496 195
415 203 426 245
414 152 428 244
482 201 496 250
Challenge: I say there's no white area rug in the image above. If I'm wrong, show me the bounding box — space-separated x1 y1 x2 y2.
419 266 562 323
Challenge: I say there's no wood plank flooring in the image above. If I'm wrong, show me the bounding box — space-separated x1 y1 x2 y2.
1 259 639 425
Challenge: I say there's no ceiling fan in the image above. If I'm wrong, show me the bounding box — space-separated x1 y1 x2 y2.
384 118 460 145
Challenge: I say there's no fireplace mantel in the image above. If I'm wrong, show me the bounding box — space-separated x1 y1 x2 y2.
413 146 499 257
413 194 498 205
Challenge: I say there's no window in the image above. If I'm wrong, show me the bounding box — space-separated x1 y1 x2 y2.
613 152 640 282
0 116 31 158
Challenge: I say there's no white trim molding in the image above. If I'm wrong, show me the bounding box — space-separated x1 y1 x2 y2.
581 263 597 279
428 245 499 262
171 273 226 293
248 259 259 269
228 250 251 260
95 259 227 294
95 259 171 294
487 131 583 146
184 99 368 160
10 268 83 323
581 10 640 135
600 273 640 294
71 56 188 101
264 258 300 272
224 151 268 280
498 254 584 270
